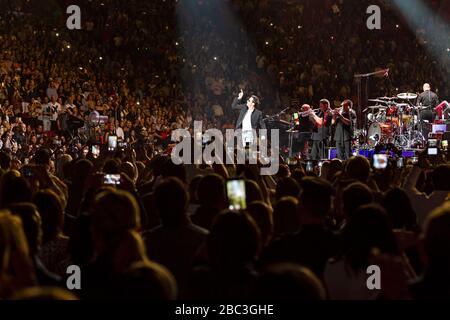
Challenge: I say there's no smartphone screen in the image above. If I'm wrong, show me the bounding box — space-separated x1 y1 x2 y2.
442 140 448 151
91 145 100 158
306 161 314 172
226 179 246 211
428 139 438 148
428 148 438 156
103 174 121 185
373 154 388 169
411 157 419 164
397 157 404 169
108 135 117 151
293 113 300 125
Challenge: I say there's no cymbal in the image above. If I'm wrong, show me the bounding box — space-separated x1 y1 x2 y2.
367 105 387 109
397 93 418 100
377 96 396 100
368 99 388 104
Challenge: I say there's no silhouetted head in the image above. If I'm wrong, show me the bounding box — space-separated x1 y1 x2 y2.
422 203 450 272
33 190 64 244
92 189 141 254
275 177 300 201
0 151 11 170
196 174 225 209
154 177 189 226
342 182 374 221
0 172 32 207
298 177 333 218
9 203 42 255
247 201 273 246
346 156 371 183
254 263 326 300
273 196 300 236
207 210 261 270
382 187 417 230
342 204 398 272
431 164 450 191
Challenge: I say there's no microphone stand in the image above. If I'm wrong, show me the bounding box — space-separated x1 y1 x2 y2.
264 107 289 122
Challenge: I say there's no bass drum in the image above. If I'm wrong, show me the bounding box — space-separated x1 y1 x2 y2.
353 129 366 149
367 122 393 147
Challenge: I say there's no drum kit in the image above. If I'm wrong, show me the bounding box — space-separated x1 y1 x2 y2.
360 93 427 149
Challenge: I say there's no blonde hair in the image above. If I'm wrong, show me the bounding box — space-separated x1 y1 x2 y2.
0 210 36 298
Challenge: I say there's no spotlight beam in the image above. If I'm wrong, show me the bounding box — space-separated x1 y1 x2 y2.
391 0 450 81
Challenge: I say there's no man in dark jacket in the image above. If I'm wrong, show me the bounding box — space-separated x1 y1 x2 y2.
231 89 266 146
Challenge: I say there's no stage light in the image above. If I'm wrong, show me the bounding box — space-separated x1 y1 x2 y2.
99 56 103 60
297 25 302 29
213 56 218 61
175 42 179 46
265 41 269 45
55 33 59 37
66 44 71 49
396 24 399 28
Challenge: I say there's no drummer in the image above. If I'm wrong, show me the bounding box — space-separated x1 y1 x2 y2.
417 83 439 123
